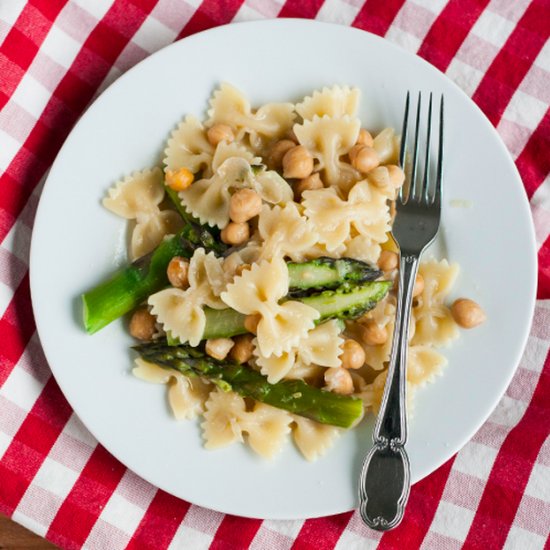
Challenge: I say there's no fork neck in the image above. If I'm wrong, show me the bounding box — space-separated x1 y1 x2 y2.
373 253 419 444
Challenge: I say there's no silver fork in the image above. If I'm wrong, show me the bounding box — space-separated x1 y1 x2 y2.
358 91 444 531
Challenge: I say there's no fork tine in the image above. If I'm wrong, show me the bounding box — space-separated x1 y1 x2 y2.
421 93 433 204
398 91 410 203
433 94 444 205
409 92 422 203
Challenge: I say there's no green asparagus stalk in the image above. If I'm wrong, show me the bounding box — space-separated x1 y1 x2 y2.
200 281 391 340
287 257 380 293
134 342 364 428
83 224 226 334
83 231 383 335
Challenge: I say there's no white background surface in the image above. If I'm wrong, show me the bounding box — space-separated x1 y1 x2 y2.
30 20 537 519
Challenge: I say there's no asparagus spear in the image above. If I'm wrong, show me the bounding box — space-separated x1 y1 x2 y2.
83 223 226 334
287 257 380 294
200 281 391 339
134 342 364 429
83 242 383 335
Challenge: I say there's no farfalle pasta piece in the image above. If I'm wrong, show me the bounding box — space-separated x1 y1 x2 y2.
413 260 460 347
221 257 320 357
363 332 392 371
131 211 182 260
255 350 295 384
292 416 341 461
241 403 292 459
133 359 210 420
201 390 292 458
296 85 360 120
363 345 444 414
257 203 317 260
207 83 295 149
249 167 294 205
347 180 392 240
201 389 247 449
361 370 416 415
164 115 213 174
223 242 263 279
180 156 292 228
188 248 228 304
302 180 390 252
103 168 181 260
344 234 382 265
149 249 227 346
299 320 344 367
179 157 248 228
407 346 447 387
103 168 164 218
287 241 347 263
148 289 204 346
210 140 260 171
364 294 397 327
255 320 344 383
294 115 360 189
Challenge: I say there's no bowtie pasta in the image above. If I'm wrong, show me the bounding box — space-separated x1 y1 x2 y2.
93 83 486 462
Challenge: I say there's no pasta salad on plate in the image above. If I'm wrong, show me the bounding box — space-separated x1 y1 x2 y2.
82 83 485 462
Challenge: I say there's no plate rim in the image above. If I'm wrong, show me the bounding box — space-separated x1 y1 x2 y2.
29 18 538 520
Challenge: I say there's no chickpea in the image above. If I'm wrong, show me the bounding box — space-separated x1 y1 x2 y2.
357 128 374 148
244 313 261 333
351 146 380 173
294 172 323 199
165 168 194 192
229 334 254 364
367 166 391 189
413 274 424 298
229 189 262 223
267 139 296 169
129 307 156 341
378 250 399 272
451 299 486 329
166 256 190 288
324 367 354 395
348 144 364 164
361 320 388 346
205 338 235 360
387 165 405 188
282 145 314 179
206 124 234 146
221 221 250 246
340 339 366 370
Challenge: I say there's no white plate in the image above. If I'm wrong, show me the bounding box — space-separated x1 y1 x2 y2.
30 20 537 520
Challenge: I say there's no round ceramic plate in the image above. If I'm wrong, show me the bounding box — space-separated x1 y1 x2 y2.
30 19 537 520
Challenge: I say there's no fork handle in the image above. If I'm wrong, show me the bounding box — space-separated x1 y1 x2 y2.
358 253 418 530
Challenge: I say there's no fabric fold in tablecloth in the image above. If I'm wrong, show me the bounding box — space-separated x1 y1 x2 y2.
0 1 549 548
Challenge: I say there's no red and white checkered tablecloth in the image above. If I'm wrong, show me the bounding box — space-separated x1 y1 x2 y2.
0 1 549 548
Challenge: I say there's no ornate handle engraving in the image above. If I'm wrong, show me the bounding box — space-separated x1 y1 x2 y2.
359 438 410 530
358 254 418 530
